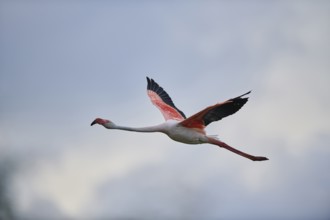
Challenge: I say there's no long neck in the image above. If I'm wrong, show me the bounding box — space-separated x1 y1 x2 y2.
106 123 164 133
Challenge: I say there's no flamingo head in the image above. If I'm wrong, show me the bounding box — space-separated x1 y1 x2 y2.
91 118 115 128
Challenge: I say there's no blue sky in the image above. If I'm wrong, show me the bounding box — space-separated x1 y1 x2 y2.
1 1 330 219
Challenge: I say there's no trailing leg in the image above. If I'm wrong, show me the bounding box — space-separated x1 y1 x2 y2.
208 138 268 161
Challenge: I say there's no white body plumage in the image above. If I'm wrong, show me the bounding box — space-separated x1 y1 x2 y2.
161 120 208 144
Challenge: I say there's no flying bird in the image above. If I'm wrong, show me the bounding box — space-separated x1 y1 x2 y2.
91 77 268 161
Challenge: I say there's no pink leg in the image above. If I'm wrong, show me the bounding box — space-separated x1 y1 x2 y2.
208 138 268 161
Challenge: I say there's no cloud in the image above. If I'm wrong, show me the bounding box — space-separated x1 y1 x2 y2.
0 157 16 220
10 134 168 218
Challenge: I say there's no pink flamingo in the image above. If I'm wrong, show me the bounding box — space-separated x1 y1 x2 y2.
91 77 268 161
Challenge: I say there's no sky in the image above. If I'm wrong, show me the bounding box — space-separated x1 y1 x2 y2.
1 1 330 219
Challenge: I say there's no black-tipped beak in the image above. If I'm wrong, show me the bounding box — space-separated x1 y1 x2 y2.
91 120 97 126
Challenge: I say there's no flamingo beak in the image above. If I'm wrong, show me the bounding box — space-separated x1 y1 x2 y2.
90 119 97 126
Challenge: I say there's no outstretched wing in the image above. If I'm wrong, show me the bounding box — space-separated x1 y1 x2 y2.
147 77 186 121
180 91 251 129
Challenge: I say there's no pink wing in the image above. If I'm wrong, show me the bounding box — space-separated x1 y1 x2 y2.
180 91 251 129
147 77 186 121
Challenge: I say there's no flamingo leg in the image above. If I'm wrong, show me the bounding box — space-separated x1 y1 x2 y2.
208 138 268 161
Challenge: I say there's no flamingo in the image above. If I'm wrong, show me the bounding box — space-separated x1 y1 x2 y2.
91 77 268 161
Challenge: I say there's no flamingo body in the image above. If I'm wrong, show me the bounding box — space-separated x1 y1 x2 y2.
161 120 208 144
91 77 268 161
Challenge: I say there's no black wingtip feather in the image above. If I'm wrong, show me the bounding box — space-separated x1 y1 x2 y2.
232 91 251 100
203 91 252 126
146 77 152 90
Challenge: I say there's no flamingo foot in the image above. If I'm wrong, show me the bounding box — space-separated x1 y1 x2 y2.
252 156 269 161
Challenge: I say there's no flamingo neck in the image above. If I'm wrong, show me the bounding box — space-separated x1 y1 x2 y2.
108 124 164 133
